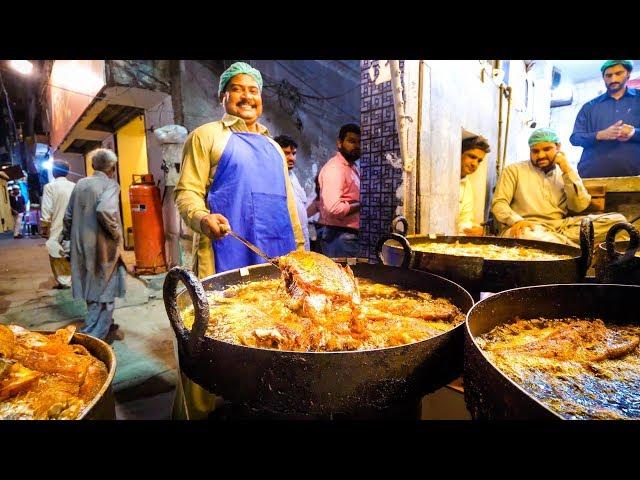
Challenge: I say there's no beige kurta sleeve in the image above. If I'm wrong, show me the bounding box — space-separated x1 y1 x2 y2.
174 123 228 279
562 169 591 213
491 165 525 227
41 183 53 224
173 129 215 234
457 179 475 234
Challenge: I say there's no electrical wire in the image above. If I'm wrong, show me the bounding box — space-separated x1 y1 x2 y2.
262 61 360 119
0 70 19 143
263 79 360 102
122 61 171 88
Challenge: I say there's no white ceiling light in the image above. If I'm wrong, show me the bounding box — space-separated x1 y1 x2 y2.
9 60 34 75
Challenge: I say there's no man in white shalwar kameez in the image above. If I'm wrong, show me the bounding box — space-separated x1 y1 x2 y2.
41 160 76 288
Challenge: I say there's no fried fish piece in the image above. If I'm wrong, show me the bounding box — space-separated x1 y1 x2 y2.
0 324 15 359
9 326 93 384
0 360 42 402
0 325 109 420
276 251 361 319
494 319 639 363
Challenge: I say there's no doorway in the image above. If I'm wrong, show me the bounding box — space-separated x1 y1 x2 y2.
115 115 149 249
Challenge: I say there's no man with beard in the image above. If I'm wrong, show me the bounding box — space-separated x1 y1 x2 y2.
274 134 310 250
172 62 304 419
458 136 490 236
492 128 627 246
570 60 640 178
317 124 361 257
174 62 304 279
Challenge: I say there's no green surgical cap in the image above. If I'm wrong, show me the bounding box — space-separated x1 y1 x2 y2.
218 62 263 97
528 128 560 146
600 60 633 74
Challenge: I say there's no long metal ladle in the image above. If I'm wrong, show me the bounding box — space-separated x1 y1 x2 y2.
223 228 279 267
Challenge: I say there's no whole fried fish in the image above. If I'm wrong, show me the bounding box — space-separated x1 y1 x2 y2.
276 251 361 320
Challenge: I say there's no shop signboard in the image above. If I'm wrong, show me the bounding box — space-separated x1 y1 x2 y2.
49 60 106 151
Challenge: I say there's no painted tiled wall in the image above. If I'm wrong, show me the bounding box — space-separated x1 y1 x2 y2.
359 60 404 261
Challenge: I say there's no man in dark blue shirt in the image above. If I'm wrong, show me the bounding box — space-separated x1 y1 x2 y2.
570 60 640 178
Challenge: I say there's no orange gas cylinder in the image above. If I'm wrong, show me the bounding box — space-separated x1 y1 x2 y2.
129 174 167 275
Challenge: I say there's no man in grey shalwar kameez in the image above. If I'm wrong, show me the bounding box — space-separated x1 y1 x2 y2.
61 148 126 340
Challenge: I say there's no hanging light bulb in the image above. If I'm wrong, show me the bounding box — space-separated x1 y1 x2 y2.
9 60 34 75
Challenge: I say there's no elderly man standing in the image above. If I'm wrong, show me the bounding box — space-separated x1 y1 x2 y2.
41 160 75 288
173 62 304 419
570 60 640 178
61 148 126 340
274 134 310 250
174 61 304 279
492 128 627 246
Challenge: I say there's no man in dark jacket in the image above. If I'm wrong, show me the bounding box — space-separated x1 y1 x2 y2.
9 185 26 239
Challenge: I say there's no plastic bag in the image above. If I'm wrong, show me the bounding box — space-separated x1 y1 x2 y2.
154 125 188 144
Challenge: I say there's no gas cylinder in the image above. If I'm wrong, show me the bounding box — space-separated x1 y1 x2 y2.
129 174 167 274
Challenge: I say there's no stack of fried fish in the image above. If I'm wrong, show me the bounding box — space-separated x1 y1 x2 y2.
0 324 108 420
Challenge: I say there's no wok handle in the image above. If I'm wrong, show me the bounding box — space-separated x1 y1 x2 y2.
163 266 210 356
375 233 414 269
578 217 594 278
605 222 640 261
391 215 409 235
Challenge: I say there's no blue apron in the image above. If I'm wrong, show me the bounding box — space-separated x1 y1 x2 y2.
207 132 296 273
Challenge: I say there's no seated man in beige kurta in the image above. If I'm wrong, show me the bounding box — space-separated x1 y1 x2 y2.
491 128 627 247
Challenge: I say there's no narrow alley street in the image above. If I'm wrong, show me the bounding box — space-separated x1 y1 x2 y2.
0 231 177 419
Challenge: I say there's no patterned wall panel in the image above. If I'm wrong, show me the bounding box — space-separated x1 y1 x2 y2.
359 60 404 261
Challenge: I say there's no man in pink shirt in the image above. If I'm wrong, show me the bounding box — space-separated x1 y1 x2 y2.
318 123 361 257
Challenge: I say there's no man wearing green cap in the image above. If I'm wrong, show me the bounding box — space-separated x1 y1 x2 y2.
172 61 305 419
570 60 640 178
174 61 304 279
492 127 627 246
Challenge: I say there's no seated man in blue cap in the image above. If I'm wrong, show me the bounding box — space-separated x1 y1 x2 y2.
172 61 305 419
570 60 640 178
492 127 627 246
